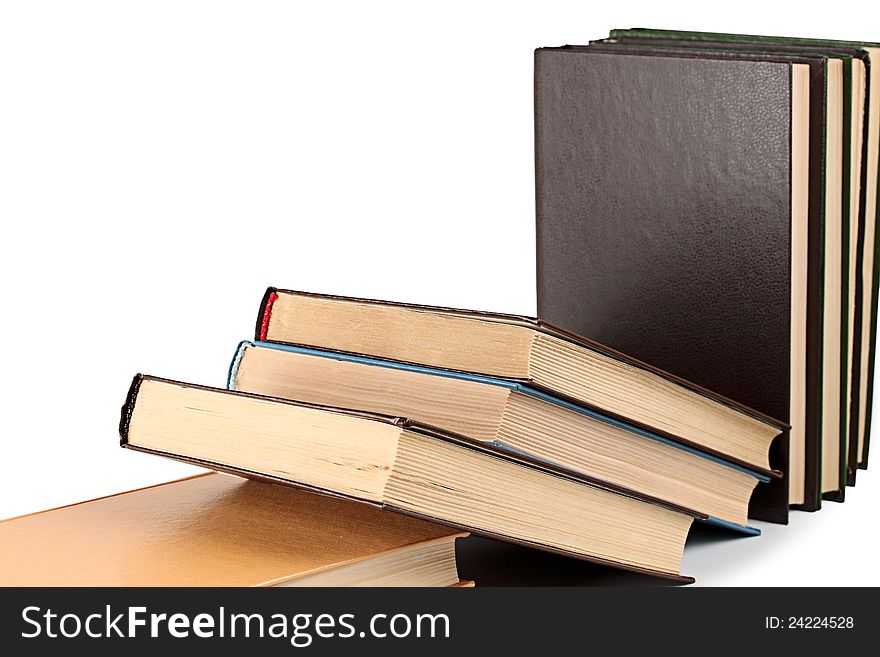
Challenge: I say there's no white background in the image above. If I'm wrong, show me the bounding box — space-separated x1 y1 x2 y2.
1 0 877 586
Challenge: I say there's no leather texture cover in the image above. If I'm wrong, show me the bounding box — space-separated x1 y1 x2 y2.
534 45 827 516
120 374 698 583
600 37 863 502
605 34 873 499
608 29 880 475
0 473 468 586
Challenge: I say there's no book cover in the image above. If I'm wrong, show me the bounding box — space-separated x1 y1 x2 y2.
608 28 880 474
599 36 867 501
0 473 470 587
534 46 823 514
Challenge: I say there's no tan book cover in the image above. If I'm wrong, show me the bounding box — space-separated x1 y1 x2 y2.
0 473 470 587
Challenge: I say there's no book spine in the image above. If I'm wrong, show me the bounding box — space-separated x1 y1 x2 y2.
255 287 279 341
118 374 144 445
226 341 252 390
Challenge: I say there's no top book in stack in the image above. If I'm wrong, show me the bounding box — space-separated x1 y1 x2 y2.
254 288 788 520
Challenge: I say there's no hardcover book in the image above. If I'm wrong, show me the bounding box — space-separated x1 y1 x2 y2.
230 340 771 534
603 35 868 497
534 45 819 511
0 473 471 586
594 37 865 502
121 374 700 582
253 287 787 522
607 28 880 476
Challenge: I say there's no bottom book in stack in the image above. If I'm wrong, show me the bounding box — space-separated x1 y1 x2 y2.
0 472 471 587
121 374 698 582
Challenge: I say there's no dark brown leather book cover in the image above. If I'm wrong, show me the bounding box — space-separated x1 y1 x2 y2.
590 43 834 511
609 29 880 475
120 374 698 583
535 46 828 518
605 35 871 496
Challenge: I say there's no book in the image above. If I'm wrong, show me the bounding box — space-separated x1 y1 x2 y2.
254 288 787 523
230 340 769 533
120 374 699 582
603 35 869 497
0 473 471 586
594 38 865 503
608 28 880 476
534 45 820 512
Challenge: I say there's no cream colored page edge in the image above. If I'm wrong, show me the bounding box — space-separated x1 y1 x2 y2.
844 59 866 468
789 64 810 504
821 59 844 493
858 48 880 462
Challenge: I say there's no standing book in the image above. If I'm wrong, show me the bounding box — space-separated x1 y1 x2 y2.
607 28 880 477
534 45 820 512
593 36 865 502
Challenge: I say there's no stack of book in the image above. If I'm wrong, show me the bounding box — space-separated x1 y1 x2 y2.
0 286 790 585
1 28 876 586
535 29 878 512
121 287 788 584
